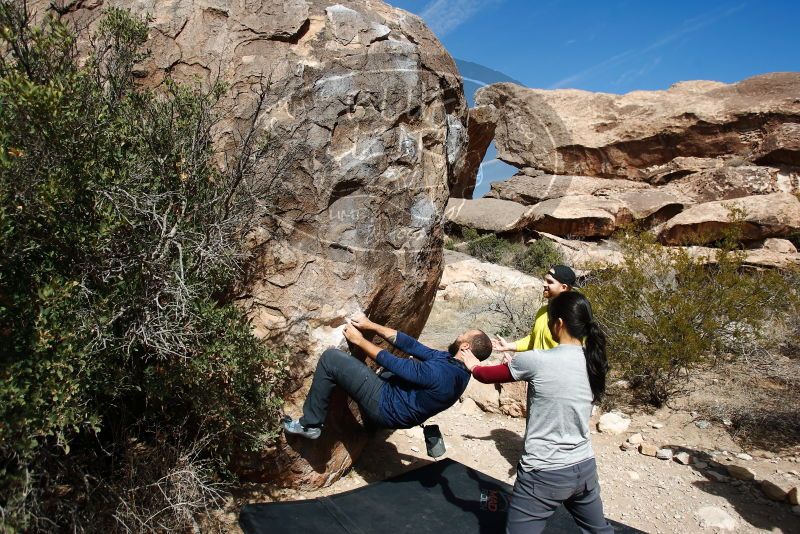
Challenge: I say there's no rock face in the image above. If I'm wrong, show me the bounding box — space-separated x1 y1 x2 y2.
41 0 467 488
456 74 800 270
438 249 542 301
528 196 630 238
444 197 532 234
658 192 800 245
667 163 800 203
485 174 650 204
468 74 800 180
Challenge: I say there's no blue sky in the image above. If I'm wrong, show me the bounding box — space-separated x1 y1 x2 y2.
389 1 800 196
390 0 799 94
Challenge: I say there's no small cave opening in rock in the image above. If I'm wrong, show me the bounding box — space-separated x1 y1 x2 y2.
472 141 519 198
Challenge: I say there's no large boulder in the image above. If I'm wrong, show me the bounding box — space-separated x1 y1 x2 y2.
40 0 467 488
667 164 800 203
527 195 631 238
616 189 691 226
658 192 800 245
438 249 542 301
444 197 533 233
485 174 650 204
468 73 800 181
754 122 800 166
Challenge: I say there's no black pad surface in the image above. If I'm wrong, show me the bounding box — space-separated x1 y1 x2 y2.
239 459 644 534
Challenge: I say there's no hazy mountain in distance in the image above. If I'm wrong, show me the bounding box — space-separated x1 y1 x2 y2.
455 58 524 107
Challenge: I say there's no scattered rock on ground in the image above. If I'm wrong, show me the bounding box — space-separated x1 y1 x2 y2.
761 479 790 502
627 433 644 445
639 443 659 457
726 465 756 481
597 412 631 434
657 448 674 460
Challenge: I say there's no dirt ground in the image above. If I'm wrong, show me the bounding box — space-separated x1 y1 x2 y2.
229 401 799 533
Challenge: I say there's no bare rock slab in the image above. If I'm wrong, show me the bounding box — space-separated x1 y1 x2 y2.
695 506 738 531
527 195 630 238
444 197 532 233
667 164 800 203
438 249 542 302
485 174 651 205
658 192 800 245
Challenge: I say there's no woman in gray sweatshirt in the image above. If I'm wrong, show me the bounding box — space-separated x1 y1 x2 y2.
462 292 613 534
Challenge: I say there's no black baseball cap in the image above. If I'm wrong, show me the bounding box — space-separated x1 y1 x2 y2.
548 265 576 287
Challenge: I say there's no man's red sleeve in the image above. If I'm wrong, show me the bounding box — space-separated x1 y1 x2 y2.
471 363 514 384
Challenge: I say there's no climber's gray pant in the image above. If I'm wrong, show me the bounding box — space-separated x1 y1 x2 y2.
300 348 386 428
506 457 614 534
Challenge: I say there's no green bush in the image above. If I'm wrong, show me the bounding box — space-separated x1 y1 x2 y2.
0 6 286 530
583 231 797 406
461 227 564 276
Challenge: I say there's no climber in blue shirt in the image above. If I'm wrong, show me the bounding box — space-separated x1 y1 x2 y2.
282 313 493 439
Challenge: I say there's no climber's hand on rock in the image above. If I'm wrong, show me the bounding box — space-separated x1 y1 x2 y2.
343 323 365 346
350 313 376 333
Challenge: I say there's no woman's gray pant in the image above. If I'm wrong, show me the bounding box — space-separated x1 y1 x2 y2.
506 457 614 534
299 348 386 428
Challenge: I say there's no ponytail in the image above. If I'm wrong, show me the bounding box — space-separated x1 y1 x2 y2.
548 293 609 403
584 319 608 404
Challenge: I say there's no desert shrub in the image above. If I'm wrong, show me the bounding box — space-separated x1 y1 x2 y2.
480 290 540 341
582 231 797 406
515 239 565 276
0 5 285 531
460 228 564 276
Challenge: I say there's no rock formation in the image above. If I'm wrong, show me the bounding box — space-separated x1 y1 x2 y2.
466 73 800 181
38 0 466 488
485 173 650 205
657 192 800 245
444 197 532 234
455 73 800 266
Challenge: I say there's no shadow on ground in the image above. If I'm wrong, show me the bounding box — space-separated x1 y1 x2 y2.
464 428 524 477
